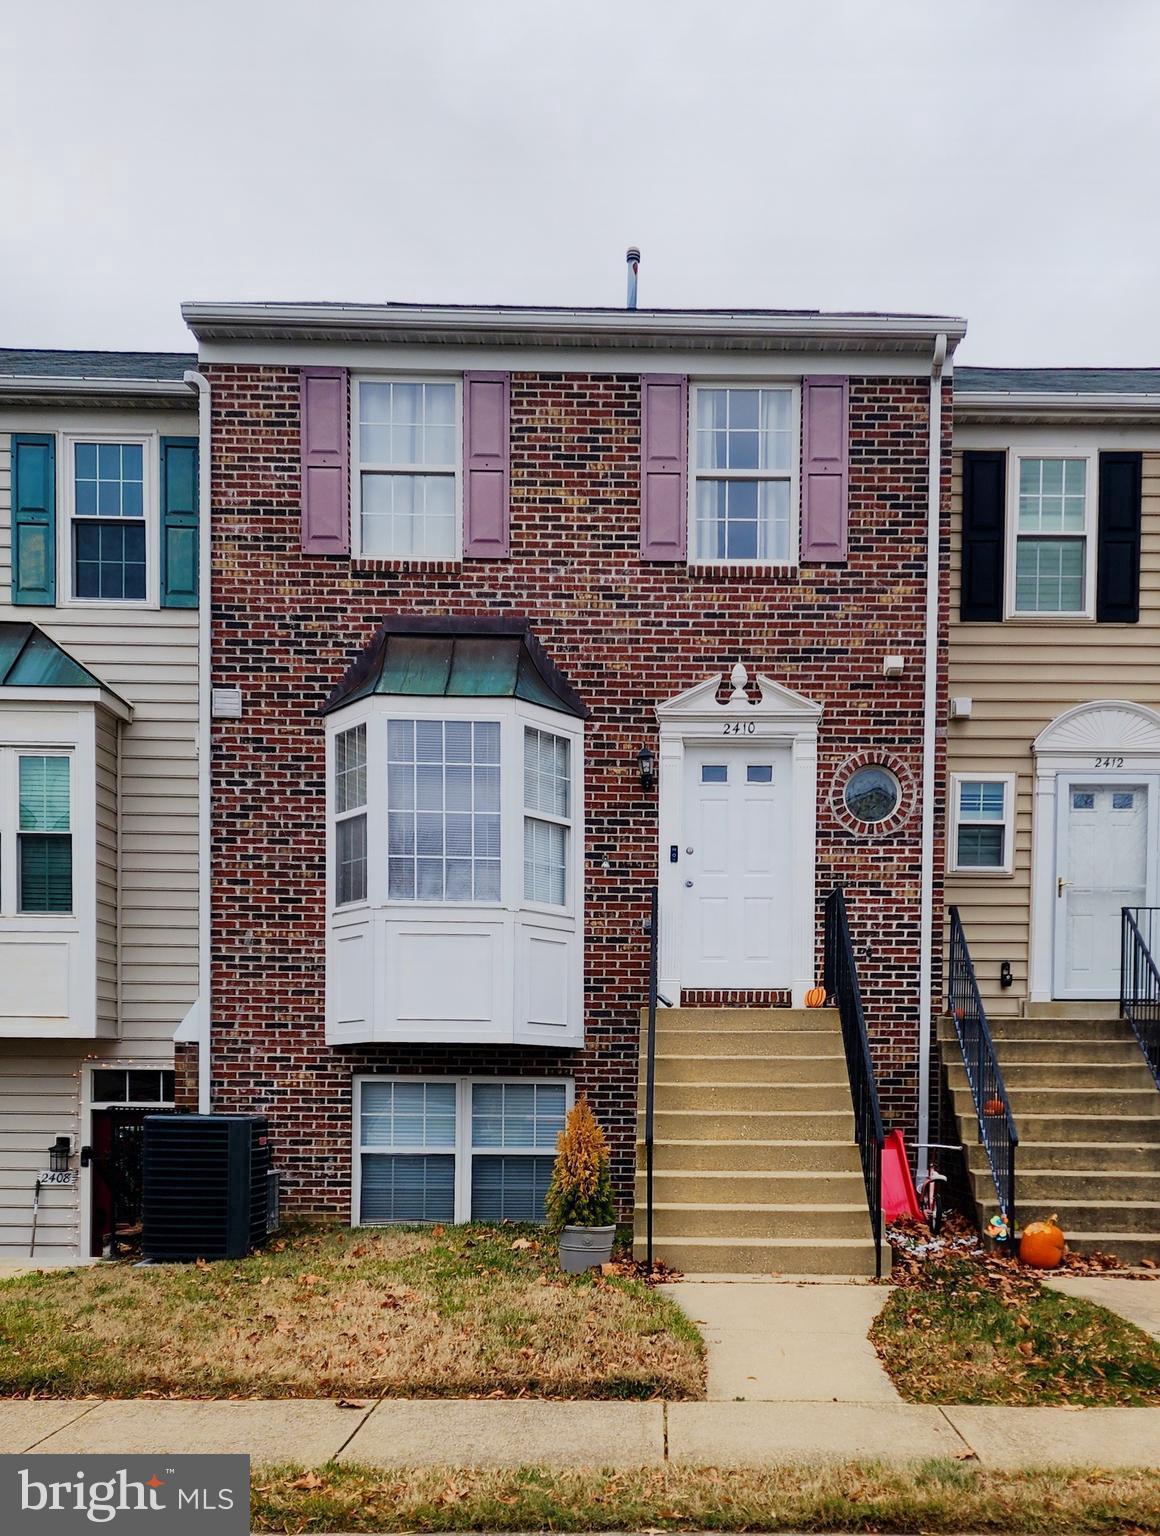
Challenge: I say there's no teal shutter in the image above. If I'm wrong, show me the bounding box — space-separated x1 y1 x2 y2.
11 434 56 605
160 437 198 608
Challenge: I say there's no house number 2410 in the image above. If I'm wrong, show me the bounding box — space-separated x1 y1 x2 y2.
722 721 757 735
1094 756 1124 768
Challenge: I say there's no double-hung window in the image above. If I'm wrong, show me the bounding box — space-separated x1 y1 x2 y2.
692 385 796 563
523 727 570 906
950 774 1014 875
334 724 368 906
71 441 147 601
356 1076 569 1224
1011 456 1092 616
357 380 459 558
387 720 501 902
0 751 72 914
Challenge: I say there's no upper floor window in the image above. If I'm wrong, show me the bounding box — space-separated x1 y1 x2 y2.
70 440 148 602
356 380 460 559
692 386 797 563
1011 455 1093 616
0 751 72 914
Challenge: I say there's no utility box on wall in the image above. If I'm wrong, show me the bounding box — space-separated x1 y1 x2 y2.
142 1114 272 1261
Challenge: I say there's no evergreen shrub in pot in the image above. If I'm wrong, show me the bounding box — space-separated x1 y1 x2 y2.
545 1098 617 1273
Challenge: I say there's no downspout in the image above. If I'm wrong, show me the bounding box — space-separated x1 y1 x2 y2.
185 369 213 1115
917 333 947 1161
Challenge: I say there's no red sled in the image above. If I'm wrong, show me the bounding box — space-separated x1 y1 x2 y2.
880 1128 923 1224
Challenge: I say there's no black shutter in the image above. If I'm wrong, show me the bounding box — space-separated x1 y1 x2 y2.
1097 452 1142 623
961 450 1006 621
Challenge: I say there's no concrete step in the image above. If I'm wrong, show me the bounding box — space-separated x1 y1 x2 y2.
966 1140 1160 1174
1061 1232 1160 1264
968 1166 1160 1204
631 1233 878 1276
642 1028 846 1057
1024 1002 1122 1020
946 1085 1159 1143
1004 1087 1160 1117
985 1017 1137 1043
641 1109 855 1141
648 1082 852 1113
940 1031 1148 1066
972 1190 1160 1235
637 1138 863 1174
634 1169 867 1204
642 1007 838 1033
641 1052 848 1085
947 1060 1155 1092
644 1200 871 1240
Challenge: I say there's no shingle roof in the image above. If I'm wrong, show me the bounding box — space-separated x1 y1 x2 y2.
0 348 195 380
324 616 587 718
956 366 1160 395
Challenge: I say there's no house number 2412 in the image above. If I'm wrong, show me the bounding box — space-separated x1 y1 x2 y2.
722 721 757 735
1094 756 1124 768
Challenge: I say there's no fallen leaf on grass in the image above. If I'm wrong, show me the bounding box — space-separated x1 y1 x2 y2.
288 1472 324 1490
510 1237 533 1251
336 1399 366 1409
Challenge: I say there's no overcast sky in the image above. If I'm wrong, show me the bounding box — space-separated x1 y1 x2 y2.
2 1 1157 364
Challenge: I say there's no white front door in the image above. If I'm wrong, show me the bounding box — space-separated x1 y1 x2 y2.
1054 779 1155 998
681 743 791 989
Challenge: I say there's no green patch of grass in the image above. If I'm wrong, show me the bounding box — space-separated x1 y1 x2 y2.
250 1461 1160 1533
0 1223 703 1401
873 1256 1160 1406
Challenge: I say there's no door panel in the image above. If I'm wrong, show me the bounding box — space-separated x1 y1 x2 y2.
682 745 791 988
1056 782 1150 998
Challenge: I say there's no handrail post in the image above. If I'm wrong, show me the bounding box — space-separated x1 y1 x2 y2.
645 884 659 1272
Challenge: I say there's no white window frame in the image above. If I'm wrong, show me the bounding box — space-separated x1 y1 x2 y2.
351 1074 574 1226
522 725 572 912
60 431 158 609
687 380 801 568
0 744 76 917
949 772 1016 876
333 721 369 909
1005 449 1096 621
350 375 464 560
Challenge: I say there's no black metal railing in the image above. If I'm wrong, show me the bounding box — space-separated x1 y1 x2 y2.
1121 907 1160 1090
644 884 660 1270
823 887 885 1278
947 907 1018 1233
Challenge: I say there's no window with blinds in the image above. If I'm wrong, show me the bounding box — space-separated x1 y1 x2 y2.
17 754 72 913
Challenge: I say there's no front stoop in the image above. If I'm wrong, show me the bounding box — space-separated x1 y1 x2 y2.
939 1014 1160 1264
634 1008 876 1276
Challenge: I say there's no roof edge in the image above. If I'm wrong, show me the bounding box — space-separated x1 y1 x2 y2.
0 374 195 402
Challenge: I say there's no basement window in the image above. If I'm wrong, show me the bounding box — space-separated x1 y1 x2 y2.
354 1076 571 1225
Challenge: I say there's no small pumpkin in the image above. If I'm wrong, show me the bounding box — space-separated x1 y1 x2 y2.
804 985 827 1008
984 1097 1005 1116
1020 1214 1066 1269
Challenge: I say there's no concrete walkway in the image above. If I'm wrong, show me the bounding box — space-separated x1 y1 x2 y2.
1045 1274 1160 1339
1 1398 1158 1469
660 1277 898 1402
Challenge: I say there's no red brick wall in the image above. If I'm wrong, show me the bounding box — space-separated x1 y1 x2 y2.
206 364 951 1217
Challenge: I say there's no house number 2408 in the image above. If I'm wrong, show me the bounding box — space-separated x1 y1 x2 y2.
722 721 757 735
1094 756 1124 768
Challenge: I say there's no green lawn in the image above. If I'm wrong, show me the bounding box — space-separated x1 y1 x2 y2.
0 1224 703 1400
873 1255 1160 1406
251 1462 1160 1534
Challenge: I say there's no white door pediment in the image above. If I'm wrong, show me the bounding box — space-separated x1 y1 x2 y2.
657 667 823 732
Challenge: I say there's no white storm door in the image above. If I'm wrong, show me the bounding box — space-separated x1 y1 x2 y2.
681 744 791 989
1054 779 1154 999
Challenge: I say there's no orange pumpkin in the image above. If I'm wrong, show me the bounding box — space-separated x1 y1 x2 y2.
984 1097 1005 1116
804 985 827 1008
1020 1215 1066 1269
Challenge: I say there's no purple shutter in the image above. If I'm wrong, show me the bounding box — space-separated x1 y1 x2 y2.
801 376 849 562
463 371 510 558
640 374 687 560
300 367 349 554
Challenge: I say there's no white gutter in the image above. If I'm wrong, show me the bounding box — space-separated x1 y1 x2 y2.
917 334 947 1161
956 390 1160 423
0 375 193 400
185 369 213 1115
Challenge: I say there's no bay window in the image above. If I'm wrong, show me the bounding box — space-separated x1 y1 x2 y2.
355 1075 570 1225
18 754 72 913
386 719 501 902
334 723 367 906
523 727 570 906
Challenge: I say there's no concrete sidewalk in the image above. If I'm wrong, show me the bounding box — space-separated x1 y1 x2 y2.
1045 1274 1160 1339
1 1398 1157 1469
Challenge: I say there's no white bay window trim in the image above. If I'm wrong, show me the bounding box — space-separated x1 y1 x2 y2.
1005 449 1096 620
687 380 801 567
350 375 463 560
326 695 584 1047
351 1074 574 1227
949 772 1016 876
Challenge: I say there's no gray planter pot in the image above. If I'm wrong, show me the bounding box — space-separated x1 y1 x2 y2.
558 1223 616 1273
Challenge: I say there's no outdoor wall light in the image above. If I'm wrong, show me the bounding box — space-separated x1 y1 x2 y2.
1000 960 1013 989
637 745 656 792
48 1136 72 1172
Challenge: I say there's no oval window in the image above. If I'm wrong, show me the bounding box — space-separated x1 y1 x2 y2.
844 767 900 824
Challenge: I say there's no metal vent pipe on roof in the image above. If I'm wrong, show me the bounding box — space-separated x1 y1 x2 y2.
626 248 640 309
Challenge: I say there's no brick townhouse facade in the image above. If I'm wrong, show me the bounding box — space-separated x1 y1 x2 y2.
179 302 962 1272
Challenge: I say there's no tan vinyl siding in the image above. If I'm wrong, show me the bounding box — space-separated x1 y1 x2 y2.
0 1045 81 1259
948 444 1160 1012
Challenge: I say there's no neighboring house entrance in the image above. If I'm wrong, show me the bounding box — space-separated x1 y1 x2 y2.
656 667 821 1006
84 1066 175 1257
681 742 791 989
1031 701 1160 1002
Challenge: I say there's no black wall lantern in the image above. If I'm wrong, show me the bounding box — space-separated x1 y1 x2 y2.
637 745 656 792
48 1136 72 1172
999 960 1013 990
